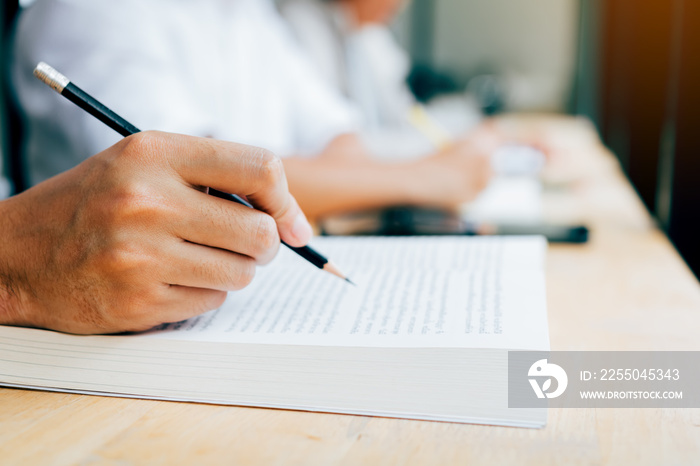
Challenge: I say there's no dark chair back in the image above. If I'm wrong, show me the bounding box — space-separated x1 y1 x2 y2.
2 0 25 194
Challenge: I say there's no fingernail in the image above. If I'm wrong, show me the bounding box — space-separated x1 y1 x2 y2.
291 213 313 245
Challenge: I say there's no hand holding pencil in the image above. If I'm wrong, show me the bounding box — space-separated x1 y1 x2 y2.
33 62 353 285
0 62 350 335
1 129 315 334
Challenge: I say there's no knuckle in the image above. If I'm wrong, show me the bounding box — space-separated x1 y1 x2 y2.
99 243 150 276
205 290 228 311
175 290 228 323
250 214 279 257
229 257 256 290
79 281 167 333
194 255 256 291
105 181 166 228
252 148 284 186
120 131 162 160
120 289 155 317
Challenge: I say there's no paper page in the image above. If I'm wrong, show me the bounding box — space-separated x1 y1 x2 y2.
462 176 543 224
147 237 549 350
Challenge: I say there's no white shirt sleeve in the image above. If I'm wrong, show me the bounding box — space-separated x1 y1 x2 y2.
280 41 360 155
263 3 360 155
278 0 347 91
0 169 10 199
13 0 218 185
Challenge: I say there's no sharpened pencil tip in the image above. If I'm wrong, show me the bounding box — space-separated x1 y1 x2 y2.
323 261 353 284
345 278 357 286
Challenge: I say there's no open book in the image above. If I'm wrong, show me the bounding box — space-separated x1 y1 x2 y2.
0 236 549 428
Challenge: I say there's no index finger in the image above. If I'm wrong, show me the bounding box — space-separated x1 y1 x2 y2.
132 131 313 248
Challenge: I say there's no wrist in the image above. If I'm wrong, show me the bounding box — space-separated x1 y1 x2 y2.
393 160 436 207
0 197 33 327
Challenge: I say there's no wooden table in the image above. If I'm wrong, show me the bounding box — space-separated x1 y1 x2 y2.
2 117 699 465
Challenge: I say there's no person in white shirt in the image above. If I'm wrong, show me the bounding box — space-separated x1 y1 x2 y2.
13 0 492 220
279 0 412 131
279 0 416 130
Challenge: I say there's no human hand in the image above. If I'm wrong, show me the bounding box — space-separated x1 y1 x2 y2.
407 135 495 207
473 118 553 158
0 131 312 334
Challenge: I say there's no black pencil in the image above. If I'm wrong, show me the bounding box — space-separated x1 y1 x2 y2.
33 61 354 285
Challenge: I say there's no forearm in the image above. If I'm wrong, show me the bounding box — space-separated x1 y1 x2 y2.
283 157 421 220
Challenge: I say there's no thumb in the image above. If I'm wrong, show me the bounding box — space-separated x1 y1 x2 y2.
267 193 313 248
